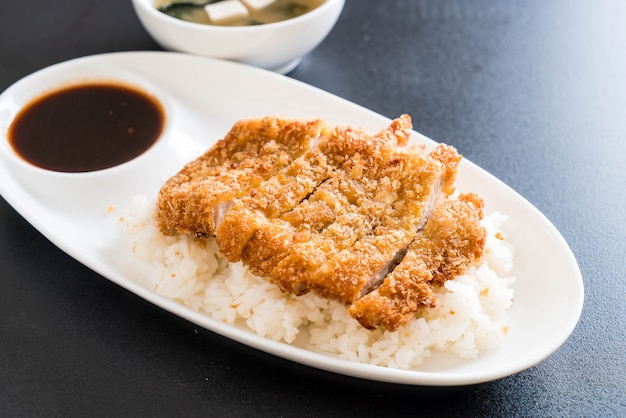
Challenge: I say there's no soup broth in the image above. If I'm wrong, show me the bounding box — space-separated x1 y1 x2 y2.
157 0 325 26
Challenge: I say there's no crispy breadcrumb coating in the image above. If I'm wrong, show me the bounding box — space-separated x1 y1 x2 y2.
349 193 486 331
156 115 327 236
155 114 487 331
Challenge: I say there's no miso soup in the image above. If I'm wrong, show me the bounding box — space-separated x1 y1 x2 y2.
156 0 326 26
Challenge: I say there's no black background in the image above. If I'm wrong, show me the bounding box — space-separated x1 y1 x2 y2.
1 0 625 416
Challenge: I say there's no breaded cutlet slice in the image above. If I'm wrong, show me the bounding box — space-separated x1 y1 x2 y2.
215 144 334 261
348 193 486 331
269 144 460 302
217 115 413 264
155 115 327 237
238 175 361 281
235 116 414 291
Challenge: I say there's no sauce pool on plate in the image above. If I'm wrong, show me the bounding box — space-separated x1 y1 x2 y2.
8 82 165 173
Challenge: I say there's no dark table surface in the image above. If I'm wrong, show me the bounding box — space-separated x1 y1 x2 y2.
1 0 625 416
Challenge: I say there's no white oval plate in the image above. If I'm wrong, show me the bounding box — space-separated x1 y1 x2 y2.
0 52 583 386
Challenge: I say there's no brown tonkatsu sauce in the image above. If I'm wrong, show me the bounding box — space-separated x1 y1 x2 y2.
8 82 165 172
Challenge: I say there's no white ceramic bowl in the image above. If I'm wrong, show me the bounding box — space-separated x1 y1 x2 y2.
0 59 175 211
132 0 345 73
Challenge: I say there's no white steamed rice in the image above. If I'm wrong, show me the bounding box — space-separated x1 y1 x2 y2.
120 194 515 370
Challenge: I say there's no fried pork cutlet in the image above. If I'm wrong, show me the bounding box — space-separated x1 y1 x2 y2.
219 116 412 266
156 114 488 331
235 117 417 293
156 115 328 237
310 143 462 303
348 193 486 331
260 144 460 301
215 140 334 262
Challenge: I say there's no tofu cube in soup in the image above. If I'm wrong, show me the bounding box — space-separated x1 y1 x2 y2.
242 0 276 11
205 0 249 23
